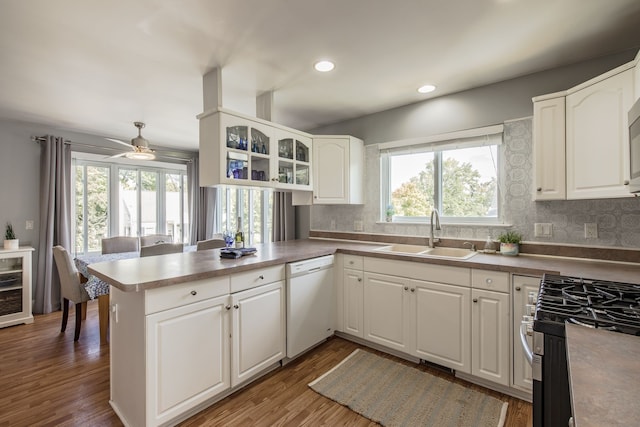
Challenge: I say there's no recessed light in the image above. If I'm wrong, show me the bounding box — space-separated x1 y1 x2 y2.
314 60 335 72
417 84 436 94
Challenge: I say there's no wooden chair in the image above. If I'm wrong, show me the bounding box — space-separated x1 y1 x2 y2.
101 236 139 254
196 238 226 251
140 234 173 247
140 242 184 257
53 246 91 341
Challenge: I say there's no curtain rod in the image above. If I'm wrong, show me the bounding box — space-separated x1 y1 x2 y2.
30 135 193 163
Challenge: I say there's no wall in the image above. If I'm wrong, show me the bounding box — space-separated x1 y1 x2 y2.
305 49 640 248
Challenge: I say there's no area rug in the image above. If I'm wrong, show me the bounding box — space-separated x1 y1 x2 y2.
309 349 508 427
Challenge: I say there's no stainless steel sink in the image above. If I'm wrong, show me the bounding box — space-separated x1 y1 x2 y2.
375 244 477 260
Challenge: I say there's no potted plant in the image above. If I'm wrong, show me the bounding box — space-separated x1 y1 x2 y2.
385 204 395 222
497 230 522 256
4 222 19 250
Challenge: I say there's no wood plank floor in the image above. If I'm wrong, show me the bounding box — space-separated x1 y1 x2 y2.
0 301 532 426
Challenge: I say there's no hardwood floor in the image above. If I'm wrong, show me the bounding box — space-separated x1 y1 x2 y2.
0 301 532 426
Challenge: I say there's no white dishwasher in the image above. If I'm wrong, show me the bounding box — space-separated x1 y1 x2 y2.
286 255 334 359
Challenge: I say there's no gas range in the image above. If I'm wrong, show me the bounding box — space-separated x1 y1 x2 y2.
534 274 640 337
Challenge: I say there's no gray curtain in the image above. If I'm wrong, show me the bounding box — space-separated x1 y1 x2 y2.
34 136 72 314
188 157 218 245
272 191 295 241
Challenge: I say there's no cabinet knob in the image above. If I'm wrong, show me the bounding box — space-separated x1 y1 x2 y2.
473 298 478 303
357 278 362 282
404 286 409 291
314 195 318 199
349 261 354 265
258 275 264 280
486 278 493 284
624 180 630 185
410 288 415 293
225 305 231 310
515 286 521 291
536 187 542 192
233 304 239 309
190 290 197 296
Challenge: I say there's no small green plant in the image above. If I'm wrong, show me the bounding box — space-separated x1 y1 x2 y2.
385 204 395 217
497 230 522 244
5 223 16 240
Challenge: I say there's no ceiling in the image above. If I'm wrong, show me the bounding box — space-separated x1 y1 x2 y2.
1 0 639 152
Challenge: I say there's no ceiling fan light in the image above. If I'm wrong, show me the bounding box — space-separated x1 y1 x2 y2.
125 151 156 160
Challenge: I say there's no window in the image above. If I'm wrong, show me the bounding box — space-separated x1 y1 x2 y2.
73 157 188 255
218 187 273 246
381 127 501 223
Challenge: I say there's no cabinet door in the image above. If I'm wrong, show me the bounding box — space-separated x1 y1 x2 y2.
414 280 471 373
313 137 350 204
512 275 540 392
471 289 509 386
533 96 566 200
343 268 364 338
274 131 312 190
566 69 634 199
146 295 230 425
363 272 413 353
231 281 285 387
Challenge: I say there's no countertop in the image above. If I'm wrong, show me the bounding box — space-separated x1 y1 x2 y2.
88 238 640 292
565 323 640 427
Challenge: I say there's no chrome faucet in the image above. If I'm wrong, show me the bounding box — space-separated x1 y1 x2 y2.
429 209 441 248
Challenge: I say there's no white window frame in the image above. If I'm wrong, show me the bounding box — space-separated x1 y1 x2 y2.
379 125 503 225
72 153 188 255
216 187 272 246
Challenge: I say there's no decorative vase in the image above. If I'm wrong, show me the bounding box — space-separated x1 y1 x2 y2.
385 215 393 222
4 239 19 250
500 242 519 256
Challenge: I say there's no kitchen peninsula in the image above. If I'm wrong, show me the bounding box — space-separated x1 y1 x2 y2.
89 239 640 427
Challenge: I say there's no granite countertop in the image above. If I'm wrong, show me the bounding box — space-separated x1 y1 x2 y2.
88 238 640 292
565 323 640 427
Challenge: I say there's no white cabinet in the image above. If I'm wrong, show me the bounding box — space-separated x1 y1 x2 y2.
199 108 312 190
532 61 636 201
231 280 285 387
363 272 413 354
566 68 634 199
312 135 364 204
471 289 509 386
343 267 364 338
512 275 540 392
414 280 471 373
532 96 566 200
146 295 230 426
0 247 33 328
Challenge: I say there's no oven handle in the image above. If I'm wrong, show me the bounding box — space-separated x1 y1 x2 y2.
519 323 534 365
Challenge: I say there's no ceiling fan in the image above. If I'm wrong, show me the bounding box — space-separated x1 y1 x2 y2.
106 121 156 160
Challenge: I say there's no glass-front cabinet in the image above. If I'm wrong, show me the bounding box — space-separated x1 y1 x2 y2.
199 108 312 191
274 130 312 190
0 247 34 328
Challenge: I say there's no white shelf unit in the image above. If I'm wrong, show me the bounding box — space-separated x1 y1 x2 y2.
0 247 34 328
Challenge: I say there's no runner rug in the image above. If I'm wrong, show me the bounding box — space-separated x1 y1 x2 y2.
309 349 508 427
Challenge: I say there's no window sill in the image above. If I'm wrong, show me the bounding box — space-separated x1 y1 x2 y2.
376 220 512 227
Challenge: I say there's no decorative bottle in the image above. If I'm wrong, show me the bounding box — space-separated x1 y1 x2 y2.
235 217 244 249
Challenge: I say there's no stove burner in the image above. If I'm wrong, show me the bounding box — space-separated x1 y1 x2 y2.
535 274 640 335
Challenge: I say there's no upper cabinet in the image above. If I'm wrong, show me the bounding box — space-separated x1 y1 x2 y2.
533 95 566 200
312 136 364 204
532 59 637 201
198 108 313 191
566 68 634 199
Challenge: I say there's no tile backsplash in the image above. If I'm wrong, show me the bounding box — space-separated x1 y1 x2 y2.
310 118 640 249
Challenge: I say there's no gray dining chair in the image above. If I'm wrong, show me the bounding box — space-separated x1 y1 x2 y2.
53 245 91 341
196 238 226 251
140 242 184 257
101 236 140 254
140 234 173 247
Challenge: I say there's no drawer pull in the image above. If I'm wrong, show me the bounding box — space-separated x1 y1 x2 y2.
515 286 521 291
258 275 264 280
486 278 493 284
473 298 478 303
190 290 197 296
404 286 409 291
225 305 231 310
234 304 239 309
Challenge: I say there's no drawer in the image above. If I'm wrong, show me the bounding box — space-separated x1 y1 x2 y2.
343 255 363 270
364 257 470 287
472 269 509 293
230 264 285 293
145 276 230 315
